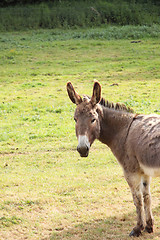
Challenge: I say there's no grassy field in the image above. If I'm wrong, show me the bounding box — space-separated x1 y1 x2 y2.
0 29 160 240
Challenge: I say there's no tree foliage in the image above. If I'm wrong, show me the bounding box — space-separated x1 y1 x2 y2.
0 0 50 7
0 0 159 30
0 0 160 7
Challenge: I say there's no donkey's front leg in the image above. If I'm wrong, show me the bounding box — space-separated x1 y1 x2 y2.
141 175 154 233
124 172 145 237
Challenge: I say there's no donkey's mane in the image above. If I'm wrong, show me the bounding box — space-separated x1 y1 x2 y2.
99 97 134 113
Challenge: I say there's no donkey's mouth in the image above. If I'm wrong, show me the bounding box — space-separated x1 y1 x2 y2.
77 145 90 158
77 147 89 157
79 151 89 158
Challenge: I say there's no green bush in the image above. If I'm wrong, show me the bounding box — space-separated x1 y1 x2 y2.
0 0 160 31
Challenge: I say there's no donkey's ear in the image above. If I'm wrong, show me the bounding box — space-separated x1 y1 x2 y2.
67 82 82 105
91 81 101 106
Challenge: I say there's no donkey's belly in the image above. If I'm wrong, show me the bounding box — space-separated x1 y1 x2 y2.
140 163 160 177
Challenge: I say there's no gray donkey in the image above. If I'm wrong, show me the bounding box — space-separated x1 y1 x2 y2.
67 81 160 237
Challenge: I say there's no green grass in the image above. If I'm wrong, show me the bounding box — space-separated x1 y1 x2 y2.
0 29 160 239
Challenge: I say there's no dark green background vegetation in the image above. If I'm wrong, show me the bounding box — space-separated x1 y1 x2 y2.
1 0 160 7
0 0 160 31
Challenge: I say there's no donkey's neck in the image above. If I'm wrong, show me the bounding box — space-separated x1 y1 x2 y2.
98 106 134 160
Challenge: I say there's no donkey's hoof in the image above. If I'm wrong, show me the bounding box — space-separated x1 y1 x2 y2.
129 229 142 237
145 225 153 233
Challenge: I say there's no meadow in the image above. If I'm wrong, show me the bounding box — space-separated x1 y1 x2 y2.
0 28 160 239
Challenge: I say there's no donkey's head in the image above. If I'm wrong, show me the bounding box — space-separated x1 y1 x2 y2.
67 81 102 157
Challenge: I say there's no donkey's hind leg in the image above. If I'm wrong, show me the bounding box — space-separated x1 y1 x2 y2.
124 172 145 237
141 175 154 233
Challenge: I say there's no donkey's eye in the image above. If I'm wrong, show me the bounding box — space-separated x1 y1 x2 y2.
91 118 96 123
74 118 77 122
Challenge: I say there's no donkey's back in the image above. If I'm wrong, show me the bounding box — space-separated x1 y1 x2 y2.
126 114 160 176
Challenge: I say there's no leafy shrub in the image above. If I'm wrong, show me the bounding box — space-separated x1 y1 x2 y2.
0 0 160 31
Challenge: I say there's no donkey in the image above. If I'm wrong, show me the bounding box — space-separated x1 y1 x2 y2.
66 81 160 237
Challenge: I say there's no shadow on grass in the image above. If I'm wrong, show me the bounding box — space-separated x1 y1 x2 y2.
51 207 160 240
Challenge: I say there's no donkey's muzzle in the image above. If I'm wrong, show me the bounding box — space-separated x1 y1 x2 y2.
77 145 89 157
77 135 90 157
